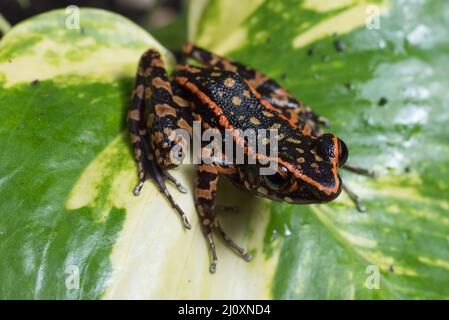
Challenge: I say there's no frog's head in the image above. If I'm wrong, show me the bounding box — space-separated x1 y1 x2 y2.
242 133 348 204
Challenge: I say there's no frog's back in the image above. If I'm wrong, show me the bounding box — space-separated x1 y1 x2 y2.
174 65 295 138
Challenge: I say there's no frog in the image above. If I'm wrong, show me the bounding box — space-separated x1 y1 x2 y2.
127 43 372 273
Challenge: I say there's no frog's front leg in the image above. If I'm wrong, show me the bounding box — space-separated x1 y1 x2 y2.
128 49 193 229
195 163 252 273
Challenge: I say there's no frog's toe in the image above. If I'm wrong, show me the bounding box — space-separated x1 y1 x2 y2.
243 252 253 262
162 169 188 193
133 181 145 196
342 182 367 213
209 261 217 273
177 183 188 193
182 215 192 230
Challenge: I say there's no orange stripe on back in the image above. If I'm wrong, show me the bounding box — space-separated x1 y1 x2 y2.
175 76 340 195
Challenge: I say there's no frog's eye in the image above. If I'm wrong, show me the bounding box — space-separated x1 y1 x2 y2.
263 166 290 191
337 138 348 167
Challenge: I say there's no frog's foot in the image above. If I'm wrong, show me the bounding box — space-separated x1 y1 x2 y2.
161 168 188 193
153 163 192 229
134 154 191 230
133 180 145 196
342 182 366 213
215 221 253 262
206 232 219 273
341 164 376 212
204 221 252 274
136 170 187 194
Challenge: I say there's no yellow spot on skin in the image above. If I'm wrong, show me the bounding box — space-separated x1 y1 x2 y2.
297 157 305 163
137 67 144 76
186 66 201 73
137 152 143 163
270 123 281 130
211 72 221 77
152 77 172 93
203 219 211 225
276 133 285 140
147 114 154 127
174 95 189 107
315 155 323 162
145 87 152 98
130 134 140 143
151 58 165 69
224 78 235 87
296 148 304 154
262 138 270 145
243 90 251 97
311 163 319 169
262 111 274 117
155 103 177 117
287 137 301 144
154 132 164 143
135 84 144 99
222 60 238 72
232 96 242 105
257 187 268 195
238 115 245 121
128 110 140 121
250 117 261 125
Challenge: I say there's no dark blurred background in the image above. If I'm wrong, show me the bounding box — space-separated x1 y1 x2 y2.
0 0 186 48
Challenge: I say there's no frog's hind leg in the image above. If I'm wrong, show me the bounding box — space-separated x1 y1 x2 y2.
128 49 192 229
181 43 296 106
181 43 328 131
195 163 251 273
128 62 150 196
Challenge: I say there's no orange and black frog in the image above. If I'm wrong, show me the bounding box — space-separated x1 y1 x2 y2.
127 43 373 273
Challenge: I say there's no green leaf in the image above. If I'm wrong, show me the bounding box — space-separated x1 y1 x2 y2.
0 8 175 299
191 0 449 299
2 1 449 300
0 8 276 300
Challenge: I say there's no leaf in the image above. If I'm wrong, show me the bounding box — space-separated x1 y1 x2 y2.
2 1 449 300
0 8 277 299
191 0 449 299
0 8 175 299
